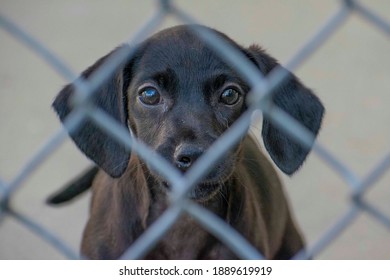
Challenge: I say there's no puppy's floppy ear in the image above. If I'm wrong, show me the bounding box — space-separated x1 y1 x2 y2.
53 46 133 178
246 45 324 175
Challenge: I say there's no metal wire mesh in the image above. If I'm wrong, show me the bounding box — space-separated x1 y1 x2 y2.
0 0 389 259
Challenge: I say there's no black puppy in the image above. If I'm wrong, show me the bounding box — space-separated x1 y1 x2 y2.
50 25 324 259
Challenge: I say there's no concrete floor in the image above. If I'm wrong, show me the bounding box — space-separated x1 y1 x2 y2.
0 0 389 259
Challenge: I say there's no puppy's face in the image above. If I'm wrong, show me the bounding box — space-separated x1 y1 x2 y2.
126 29 249 199
53 25 324 202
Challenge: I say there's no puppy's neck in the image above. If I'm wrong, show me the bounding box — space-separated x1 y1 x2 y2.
122 155 258 259
144 176 235 259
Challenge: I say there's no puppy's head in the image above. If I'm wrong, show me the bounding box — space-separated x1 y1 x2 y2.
53 25 324 201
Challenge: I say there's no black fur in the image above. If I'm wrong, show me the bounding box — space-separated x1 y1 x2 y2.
50 25 324 259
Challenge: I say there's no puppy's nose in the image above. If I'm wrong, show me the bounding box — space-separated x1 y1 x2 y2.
174 144 203 172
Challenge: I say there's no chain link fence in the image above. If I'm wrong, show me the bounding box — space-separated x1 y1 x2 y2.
0 0 389 259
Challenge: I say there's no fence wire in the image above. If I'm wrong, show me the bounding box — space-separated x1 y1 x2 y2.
0 0 389 259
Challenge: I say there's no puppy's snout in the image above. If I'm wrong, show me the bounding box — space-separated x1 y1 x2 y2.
174 144 204 172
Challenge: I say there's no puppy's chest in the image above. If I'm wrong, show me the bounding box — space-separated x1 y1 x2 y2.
145 214 226 259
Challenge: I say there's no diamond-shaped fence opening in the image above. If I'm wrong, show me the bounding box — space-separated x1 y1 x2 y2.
0 0 389 259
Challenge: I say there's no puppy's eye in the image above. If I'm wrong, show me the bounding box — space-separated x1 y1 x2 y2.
139 87 161 105
220 88 240 105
